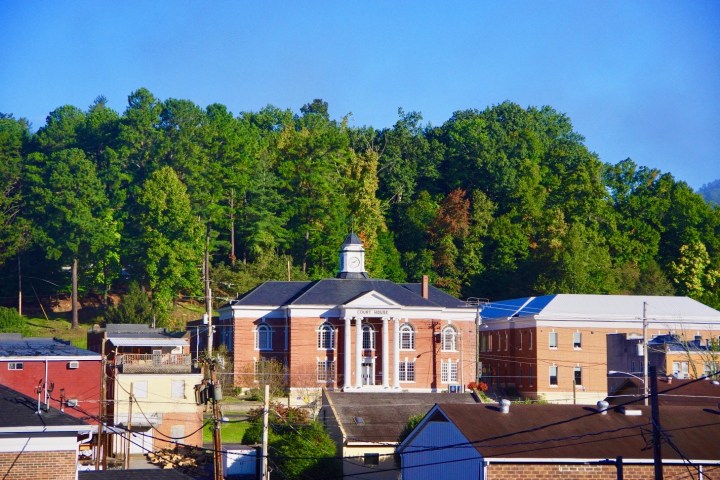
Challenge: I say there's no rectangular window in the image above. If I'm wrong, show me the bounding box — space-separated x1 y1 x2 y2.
134 381 148 399
480 334 487 352
549 366 558 386
549 332 558 349
672 361 689 379
441 361 458 383
399 361 415 382
518 331 523 351
704 362 719 377
574 367 582 386
8 362 23 370
317 361 335 382
171 380 185 399
364 453 380 466
573 332 582 349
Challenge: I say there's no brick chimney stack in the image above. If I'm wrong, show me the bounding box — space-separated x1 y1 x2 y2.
421 275 429 299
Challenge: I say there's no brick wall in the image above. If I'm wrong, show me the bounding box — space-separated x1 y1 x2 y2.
232 314 478 391
488 463 703 480
153 410 205 449
0 450 76 480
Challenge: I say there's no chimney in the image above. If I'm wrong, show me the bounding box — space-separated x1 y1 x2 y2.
597 400 609 415
421 275 429 300
500 399 511 414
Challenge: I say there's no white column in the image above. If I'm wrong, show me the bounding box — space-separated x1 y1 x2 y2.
343 317 352 390
393 318 401 389
355 317 364 388
382 317 389 388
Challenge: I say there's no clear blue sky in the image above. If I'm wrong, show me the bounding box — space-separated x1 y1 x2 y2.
2 1 718 189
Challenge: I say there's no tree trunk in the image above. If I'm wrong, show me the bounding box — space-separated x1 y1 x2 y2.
229 188 236 265
72 257 79 329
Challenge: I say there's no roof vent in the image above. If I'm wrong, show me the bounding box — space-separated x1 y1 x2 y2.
500 399 511 414
597 400 609 415
620 407 642 416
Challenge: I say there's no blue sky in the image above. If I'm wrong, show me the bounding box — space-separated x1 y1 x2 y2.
2 1 718 189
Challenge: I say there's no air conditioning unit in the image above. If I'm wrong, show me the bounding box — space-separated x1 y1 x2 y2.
68 361 79 369
66 399 78 407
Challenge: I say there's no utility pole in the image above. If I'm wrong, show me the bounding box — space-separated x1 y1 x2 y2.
205 230 214 357
125 383 134 470
210 361 224 480
262 384 270 480
642 302 649 406
95 337 107 471
650 366 663 480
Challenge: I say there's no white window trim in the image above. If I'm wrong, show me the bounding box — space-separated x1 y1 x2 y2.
317 323 335 350
399 324 415 351
441 326 457 352
399 358 416 383
441 360 459 384
549 365 558 387
573 331 582 350
255 323 273 351
362 324 375 350
549 331 558 349
316 360 335 383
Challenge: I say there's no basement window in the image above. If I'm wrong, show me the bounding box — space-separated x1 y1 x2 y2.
364 453 380 466
8 362 23 370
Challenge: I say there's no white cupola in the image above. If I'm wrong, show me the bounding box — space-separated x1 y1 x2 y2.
338 233 369 279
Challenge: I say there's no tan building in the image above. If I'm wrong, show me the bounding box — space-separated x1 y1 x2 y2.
320 390 480 480
478 294 720 404
607 332 720 394
87 324 204 455
217 234 478 396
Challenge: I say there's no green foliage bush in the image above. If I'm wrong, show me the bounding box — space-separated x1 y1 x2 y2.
0 307 29 335
103 282 154 324
241 403 338 480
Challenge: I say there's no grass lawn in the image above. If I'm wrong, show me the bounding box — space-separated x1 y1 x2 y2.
203 419 250 444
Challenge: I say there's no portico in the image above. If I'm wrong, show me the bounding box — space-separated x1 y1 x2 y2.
342 311 404 390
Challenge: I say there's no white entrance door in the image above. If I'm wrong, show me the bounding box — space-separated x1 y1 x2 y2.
129 427 153 454
362 362 374 385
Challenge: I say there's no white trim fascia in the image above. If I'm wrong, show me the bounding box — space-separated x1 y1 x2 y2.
482 457 720 465
0 356 101 361
0 425 92 434
346 441 398 448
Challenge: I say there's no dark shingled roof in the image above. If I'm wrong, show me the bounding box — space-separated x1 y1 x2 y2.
428 403 720 461
343 232 363 245
229 279 468 309
0 383 89 430
607 377 720 406
0 335 99 358
324 391 480 443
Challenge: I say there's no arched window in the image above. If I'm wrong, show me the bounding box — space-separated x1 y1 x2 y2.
441 326 457 351
317 323 334 350
255 323 272 350
399 324 415 350
362 324 375 350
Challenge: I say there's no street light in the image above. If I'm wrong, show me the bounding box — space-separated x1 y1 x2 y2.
608 370 648 406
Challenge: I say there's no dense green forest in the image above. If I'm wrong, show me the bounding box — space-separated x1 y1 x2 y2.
2 89 719 327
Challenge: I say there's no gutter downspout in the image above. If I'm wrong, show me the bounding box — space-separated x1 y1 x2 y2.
44 358 48 409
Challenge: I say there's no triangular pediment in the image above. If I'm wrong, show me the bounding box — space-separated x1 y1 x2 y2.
342 291 401 318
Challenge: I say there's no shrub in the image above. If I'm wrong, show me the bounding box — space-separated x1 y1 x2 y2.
0 307 29 335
